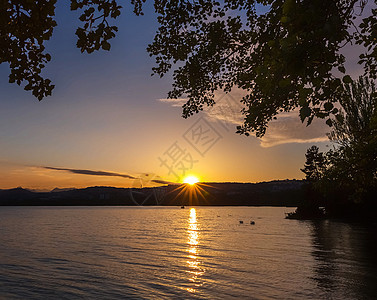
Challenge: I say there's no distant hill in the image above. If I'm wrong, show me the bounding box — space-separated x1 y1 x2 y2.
0 187 36 205
51 187 76 192
0 180 304 206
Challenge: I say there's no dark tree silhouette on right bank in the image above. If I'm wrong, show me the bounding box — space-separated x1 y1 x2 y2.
295 76 377 220
1 0 377 137
287 145 326 219
301 146 327 183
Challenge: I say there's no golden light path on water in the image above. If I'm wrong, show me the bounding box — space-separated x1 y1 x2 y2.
186 208 205 293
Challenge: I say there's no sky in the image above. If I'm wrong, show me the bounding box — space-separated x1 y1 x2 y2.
0 2 365 190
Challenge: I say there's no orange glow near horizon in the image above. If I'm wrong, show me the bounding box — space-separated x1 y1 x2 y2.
0 160 305 190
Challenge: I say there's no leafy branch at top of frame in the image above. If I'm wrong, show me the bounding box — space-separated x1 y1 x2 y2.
70 0 123 53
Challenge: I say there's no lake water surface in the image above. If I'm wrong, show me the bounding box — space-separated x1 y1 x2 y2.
0 206 376 299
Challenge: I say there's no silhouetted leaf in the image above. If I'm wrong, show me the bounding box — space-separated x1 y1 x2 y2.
300 106 311 122
343 75 352 84
324 102 334 111
102 41 111 51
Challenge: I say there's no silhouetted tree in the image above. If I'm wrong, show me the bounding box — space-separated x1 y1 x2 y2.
0 0 121 100
301 146 327 182
1 1 377 137
292 145 327 219
0 1 57 100
300 76 377 218
328 77 377 149
323 76 377 208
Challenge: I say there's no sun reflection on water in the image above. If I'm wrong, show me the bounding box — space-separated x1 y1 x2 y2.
186 208 205 293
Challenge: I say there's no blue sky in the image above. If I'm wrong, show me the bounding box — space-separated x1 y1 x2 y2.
0 1 362 189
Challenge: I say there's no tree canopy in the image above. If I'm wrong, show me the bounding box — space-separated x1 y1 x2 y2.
325 76 377 198
1 0 377 136
300 76 377 218
301 145 327 183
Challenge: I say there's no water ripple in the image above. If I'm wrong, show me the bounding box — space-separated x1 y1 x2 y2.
0 207 376 299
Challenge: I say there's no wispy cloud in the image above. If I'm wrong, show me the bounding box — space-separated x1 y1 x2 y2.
158 88 245 125
260 111 329 147
159 90 329 147
43 166 173 185
205 89 245 125
158 98 187 107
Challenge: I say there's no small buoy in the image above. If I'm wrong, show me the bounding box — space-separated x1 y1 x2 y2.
239 220 243 224
250 221 255 225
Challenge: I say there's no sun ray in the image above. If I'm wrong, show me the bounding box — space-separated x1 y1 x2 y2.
165 176 215 206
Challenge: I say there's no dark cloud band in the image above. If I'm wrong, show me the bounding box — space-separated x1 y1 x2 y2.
43 166 173 185
44 166 137 179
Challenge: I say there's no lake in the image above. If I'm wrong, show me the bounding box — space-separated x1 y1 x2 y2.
0 206 376 299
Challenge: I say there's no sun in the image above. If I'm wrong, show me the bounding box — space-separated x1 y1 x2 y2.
183 175 199 185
